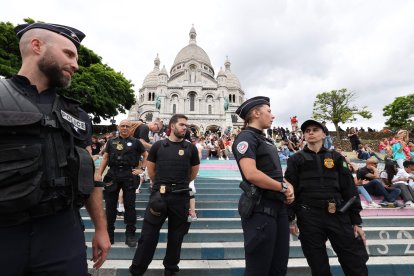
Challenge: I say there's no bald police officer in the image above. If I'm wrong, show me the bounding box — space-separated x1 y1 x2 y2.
285 120 368 275
96 119 147 247
130 114 200 276
0 23 110 275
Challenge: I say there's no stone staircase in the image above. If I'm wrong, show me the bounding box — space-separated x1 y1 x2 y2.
86 160 414 275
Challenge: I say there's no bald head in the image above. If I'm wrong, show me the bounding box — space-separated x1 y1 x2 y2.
118 120 132 138
19 29 76 59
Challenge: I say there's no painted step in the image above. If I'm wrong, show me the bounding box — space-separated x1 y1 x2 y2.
82 216 414 230
85 240 414 260
83 227 414 243
87 256 414 276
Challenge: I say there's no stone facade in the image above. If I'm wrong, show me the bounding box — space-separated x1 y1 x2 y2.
127 25 245 133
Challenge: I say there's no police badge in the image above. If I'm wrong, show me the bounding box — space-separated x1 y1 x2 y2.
328 202 336 214
178 149 184 156
116 143 124 150
324 158 334 168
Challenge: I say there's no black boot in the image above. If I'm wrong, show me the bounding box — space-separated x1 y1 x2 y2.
125 235 137 247
164 269 177 276
129 264 145 276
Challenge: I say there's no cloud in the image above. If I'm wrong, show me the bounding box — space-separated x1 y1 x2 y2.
2 0 414 129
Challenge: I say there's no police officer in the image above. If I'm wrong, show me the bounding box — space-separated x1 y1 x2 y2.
129 114 200 276
96 119 147 247
232 96 294 276
0 23 110 275
285 120 368 276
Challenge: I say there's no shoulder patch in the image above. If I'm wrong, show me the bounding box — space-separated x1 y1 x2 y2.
237 141 249 154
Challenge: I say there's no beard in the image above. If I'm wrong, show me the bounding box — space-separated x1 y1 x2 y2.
38 54 71 88
173 128 185 139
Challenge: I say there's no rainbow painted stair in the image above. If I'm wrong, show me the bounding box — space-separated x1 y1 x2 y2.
87 160 414 276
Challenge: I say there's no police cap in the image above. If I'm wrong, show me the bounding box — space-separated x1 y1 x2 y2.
235 96 270 120
15 23 85 49
301 119 328 134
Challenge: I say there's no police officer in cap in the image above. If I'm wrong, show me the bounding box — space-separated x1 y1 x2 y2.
285 119 368 276
96 119 147 247
0 23 110 275
129 114 200 276
232 96 294 276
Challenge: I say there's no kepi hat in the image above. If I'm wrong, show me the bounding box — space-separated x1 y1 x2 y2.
15 23 85 49
235 96 270 120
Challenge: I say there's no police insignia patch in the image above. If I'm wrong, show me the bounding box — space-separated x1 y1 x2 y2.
324 158 334 168
343 161 348 168
178 149 184 156
237 141 249 154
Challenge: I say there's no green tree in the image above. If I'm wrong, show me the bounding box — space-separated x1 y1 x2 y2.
312 88 372 141
0 19 135 123
383 94 414 130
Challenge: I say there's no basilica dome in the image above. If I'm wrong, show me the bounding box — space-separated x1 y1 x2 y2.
170 25 214 78
172 44 212 68
142 54 160 87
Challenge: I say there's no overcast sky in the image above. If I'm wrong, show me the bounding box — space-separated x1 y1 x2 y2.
3 0 414 130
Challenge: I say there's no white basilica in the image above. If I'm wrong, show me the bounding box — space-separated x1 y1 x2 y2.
127 25 245 134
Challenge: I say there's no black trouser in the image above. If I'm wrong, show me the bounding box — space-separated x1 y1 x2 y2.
241 198 289 276
0 208 87 276
130 192 191 275
104 176 137 237
296 204 368 276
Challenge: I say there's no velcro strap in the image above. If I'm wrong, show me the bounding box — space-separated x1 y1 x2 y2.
52 132 68 168
41 115 58 128
53 177 69 187
76 146 94 195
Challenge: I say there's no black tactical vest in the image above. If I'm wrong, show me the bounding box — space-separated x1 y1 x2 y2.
153 139 193 186
296 149 340 195
0 79 94 224
244 130 285 200
107 136 141 168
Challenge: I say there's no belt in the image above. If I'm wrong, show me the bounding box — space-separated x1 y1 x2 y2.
152 184 190 194
0 198 71 227
298 198 341 209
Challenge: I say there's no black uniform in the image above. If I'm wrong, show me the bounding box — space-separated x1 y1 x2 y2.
104 136 145 242
232 127 289 276
130 139 199 276
0 76 94 275
285 146 368 276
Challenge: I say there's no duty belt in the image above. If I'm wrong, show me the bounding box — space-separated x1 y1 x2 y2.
0 198 71 227
298 198 341 214
152 184 190 194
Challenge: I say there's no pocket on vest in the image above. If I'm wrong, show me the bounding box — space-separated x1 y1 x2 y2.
0 144 44 213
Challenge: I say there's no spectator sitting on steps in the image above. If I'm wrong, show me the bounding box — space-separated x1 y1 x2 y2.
356 157 402 207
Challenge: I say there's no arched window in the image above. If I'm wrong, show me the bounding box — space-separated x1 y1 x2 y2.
147 93 151 101
152 93 155 101
206 95 213 103
189 92 196 111
173 104 176 114
232 94 236 103
208 105 212 115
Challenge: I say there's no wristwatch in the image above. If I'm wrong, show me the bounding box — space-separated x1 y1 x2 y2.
280 182 288 193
